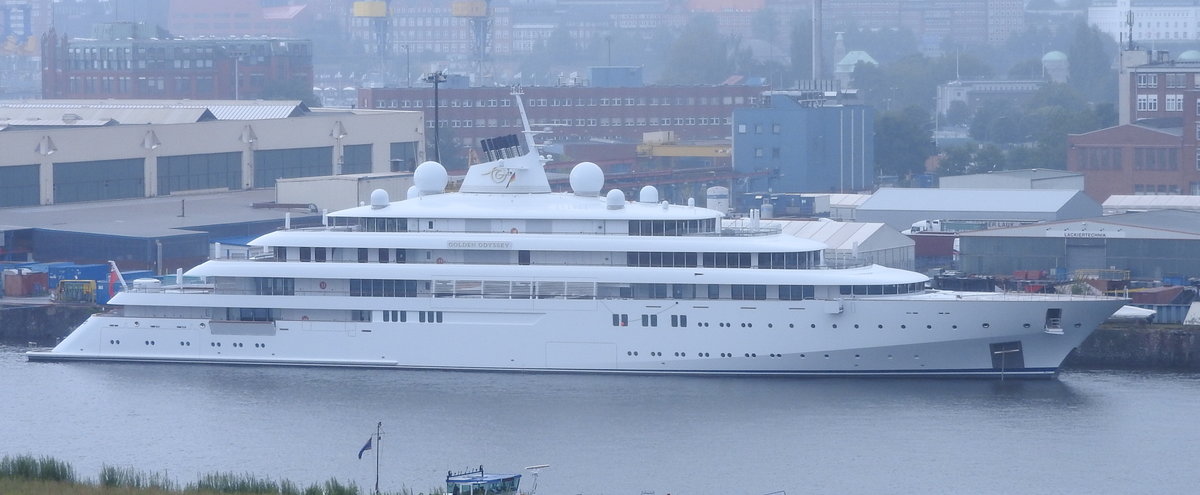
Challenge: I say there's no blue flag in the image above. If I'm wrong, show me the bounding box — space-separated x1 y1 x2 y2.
357 437 372 459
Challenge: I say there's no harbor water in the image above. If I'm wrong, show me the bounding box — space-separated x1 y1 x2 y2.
1 345 1197 494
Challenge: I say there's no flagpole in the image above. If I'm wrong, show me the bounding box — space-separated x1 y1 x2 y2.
374 421 381 495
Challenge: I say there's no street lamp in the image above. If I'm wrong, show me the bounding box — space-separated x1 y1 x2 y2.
422 70 447 163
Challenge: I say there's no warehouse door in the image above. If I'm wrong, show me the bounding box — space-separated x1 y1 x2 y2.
1064 238 1106 275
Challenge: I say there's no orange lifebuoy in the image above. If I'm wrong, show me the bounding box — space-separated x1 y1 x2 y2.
301 315 309 321
319 281 327 289
436 257 445 264
510 227 518 234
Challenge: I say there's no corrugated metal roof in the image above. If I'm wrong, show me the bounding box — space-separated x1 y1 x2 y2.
825 193 871 207
859 188 1084 213
0 100 307 124
1103 195 1200 211
764 218 892 250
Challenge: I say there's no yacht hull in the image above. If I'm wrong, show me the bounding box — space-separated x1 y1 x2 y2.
28 293 1125 378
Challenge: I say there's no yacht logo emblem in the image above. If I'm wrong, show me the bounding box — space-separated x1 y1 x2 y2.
487 166 516 185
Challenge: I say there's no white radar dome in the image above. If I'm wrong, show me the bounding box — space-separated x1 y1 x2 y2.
638 185 659 203
406 185 420 200
606 189 626 210
413 161 448 195
569 162 604 196
370 188 390 209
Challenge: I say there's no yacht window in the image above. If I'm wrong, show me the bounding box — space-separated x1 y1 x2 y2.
314 248 327 262
299 247 311 262
358 248 369 263
395 249 406 263
253 278 294 296
779 285 815 300
274 246 286 261
731 285 767 300
672 284 695 299
708 284 720 299
379 248 389 263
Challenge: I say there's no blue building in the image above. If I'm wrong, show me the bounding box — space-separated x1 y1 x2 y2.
733 91 875 199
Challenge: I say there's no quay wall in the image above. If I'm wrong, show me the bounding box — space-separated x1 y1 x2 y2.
1 305 1197 370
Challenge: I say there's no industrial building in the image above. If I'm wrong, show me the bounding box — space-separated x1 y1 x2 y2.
958 209 1200 281
762 218 915 271
732 90 875 195
854 188 1102 231
0 99 423 207
939 169 1085 191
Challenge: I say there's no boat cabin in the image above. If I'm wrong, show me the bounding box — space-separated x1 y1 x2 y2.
446 466 521 495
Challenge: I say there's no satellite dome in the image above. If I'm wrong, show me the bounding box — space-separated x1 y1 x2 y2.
413 161 448 195
1042 51 1068 63
369 188 389 209
1179 50 1200 62
606 189 625 210
638 185 659 203
406 185 420 200
569 162 604 196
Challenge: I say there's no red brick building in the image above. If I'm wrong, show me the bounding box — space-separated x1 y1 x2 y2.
1067 50 1200 201
41 24 313 100
357 83 768 145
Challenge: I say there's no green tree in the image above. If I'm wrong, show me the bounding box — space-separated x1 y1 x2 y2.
1068 20 1117 104
974 144 1007 172
944 100 970 127
937 145 973 176
788 10 813 81
875 105 935 178
660 14 732 84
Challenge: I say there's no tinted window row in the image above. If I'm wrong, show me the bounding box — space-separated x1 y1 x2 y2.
838 283 924 295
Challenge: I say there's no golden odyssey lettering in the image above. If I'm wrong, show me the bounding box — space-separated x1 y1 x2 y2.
447 241 513 249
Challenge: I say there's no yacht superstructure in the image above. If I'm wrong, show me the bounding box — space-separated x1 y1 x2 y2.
28 92 1126 377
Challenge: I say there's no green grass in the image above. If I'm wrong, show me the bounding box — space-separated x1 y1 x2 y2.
0 454 444 495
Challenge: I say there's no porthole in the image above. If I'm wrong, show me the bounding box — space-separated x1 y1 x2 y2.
144 340 149 345
180 341 185 346
740 323 746 328
210 342 215 347
1074 323 1082 328
115 340 120 344
854 324 859 329
744 353 750 357
747 323 752 328
109 340 115 345
769 353 776 357
888 354 893 359
627 351 632 356
674 352 679 357
681 352 686 357
878 324 883 329
800 354 806 358
900 325 907 329
767 323 773 328
751 353 756 357
633 351 638 356
1023 323 1031 328
217 342 222 347
150 341 155 345
810 324 816 328
952 325 958 329
914 354 920 359
824 354 829 358
186 342 191 346
789 323 794 328
926 325 932 329
855 354 860 358
832 324 837 329
982 323 991 328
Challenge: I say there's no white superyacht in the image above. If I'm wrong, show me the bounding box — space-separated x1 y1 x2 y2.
28 93 1126 377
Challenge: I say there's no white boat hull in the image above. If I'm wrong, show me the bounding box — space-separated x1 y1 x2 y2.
29 293 1125 378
